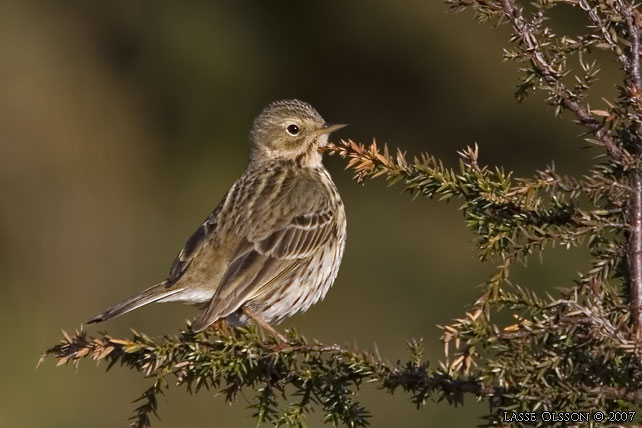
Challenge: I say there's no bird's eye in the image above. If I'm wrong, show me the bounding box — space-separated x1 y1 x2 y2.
286 124 300 136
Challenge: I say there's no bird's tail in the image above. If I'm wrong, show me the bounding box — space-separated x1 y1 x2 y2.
87 282 182 324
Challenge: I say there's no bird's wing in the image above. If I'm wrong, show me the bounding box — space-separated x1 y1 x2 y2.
191 176 337 331
166 196 225 285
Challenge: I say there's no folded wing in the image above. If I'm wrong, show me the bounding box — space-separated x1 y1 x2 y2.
190 204 336 332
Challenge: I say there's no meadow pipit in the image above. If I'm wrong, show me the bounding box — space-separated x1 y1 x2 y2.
89 99 347 337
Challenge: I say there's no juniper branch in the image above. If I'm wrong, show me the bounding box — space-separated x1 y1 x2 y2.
612 0 642 338
40 326 505 427
326 139 627 261
41 319 642 428
498 0 625 161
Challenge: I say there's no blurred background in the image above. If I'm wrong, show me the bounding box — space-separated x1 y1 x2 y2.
0 1 611 427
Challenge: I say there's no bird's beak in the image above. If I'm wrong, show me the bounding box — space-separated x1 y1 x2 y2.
317 122 349 135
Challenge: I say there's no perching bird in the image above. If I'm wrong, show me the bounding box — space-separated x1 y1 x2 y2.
88 99 347 337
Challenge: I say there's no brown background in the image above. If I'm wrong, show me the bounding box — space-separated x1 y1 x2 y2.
1 1 605 427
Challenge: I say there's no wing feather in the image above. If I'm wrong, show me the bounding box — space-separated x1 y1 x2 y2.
189 167 339 332
166 195 226 285
191 207 336 331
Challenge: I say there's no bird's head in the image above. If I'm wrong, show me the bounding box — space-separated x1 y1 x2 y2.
249 99 347 166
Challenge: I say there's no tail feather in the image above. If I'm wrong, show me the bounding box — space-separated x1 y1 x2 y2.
88 282 182 324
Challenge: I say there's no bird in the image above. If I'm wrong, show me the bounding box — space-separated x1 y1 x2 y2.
88 99 347 339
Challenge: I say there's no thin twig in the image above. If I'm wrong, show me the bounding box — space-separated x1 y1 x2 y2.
499 0 624 161
617 0 642 338
630 173 642 338
580 0 629 67
621 0 642 89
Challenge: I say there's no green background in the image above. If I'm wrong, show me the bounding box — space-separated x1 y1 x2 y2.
1 1 607 427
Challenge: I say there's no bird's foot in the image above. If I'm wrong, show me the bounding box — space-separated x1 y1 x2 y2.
242 306 288 343
206 319 232 336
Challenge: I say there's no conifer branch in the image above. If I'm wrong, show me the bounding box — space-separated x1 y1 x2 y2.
40 326 505 428
616 0 642 338
629 174 642 337
498 0 625 161
326 139 628 262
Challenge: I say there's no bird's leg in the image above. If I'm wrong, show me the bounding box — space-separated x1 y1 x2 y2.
207 318 231 336
242 306 287 343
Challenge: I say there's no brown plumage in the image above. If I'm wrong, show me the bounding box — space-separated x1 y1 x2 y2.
88 99 347 334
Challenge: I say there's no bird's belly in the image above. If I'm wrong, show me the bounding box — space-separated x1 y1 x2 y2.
158 288 214 305
249 231 346 324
